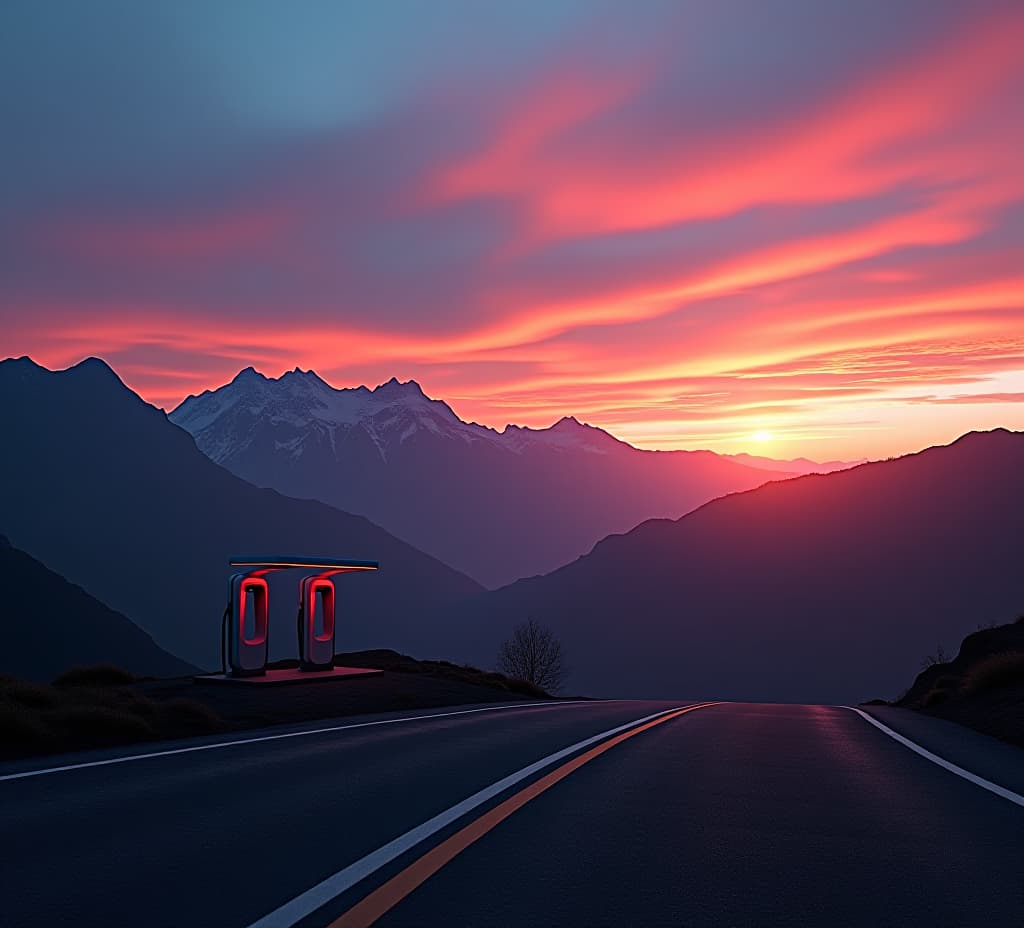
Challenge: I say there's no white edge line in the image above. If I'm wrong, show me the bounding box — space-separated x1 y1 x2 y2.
842 706 1024 808
0 700 592 783
245 702 714 928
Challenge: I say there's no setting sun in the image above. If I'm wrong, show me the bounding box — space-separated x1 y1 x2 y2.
751 430 774 443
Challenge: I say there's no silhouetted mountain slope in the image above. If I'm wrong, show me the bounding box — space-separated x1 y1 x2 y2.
895 617 1024 746
171 368 791 587
0 536 195 680
445 430 1024 703
0 358 481 669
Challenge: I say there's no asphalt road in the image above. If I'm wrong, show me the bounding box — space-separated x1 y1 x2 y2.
1 700 1021 927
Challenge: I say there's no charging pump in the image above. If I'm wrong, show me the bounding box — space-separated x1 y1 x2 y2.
225 572 270 675
297 574 337 671
222 555 379 678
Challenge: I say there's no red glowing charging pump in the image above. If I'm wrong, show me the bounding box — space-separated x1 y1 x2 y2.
222 556 379 677
298 574 337 670
226 572 270 675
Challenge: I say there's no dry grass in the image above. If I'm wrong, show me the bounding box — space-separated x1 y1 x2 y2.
0 677 61 709
962 651 1024 696
2 650 552 762
922 687 949 708
0 665 223 759
158 698 221 732
502 677 550 698
47 705 155 740
920 674 962 707
0 704 51 748
333 650 556 698
54 665 137 688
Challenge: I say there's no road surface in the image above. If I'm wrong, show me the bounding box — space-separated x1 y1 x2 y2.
1 700 1022 927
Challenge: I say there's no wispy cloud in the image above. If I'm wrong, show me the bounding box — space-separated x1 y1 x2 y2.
1 0 1022 458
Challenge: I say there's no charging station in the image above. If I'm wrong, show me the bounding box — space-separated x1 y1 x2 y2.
226 572 270 675
213 555 379 683
298 575 337 670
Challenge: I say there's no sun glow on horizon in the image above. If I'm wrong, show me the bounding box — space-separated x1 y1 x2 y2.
2 3 1023 461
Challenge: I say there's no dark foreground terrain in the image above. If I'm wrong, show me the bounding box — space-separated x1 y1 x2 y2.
0 651 552 760
892 617 1024 746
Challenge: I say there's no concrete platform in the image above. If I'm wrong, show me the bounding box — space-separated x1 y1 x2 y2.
195 666 383 686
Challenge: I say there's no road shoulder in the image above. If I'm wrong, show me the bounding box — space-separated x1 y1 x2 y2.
860 704 1024 798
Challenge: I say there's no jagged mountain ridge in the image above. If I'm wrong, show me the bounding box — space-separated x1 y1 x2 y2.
171 367 805 587
173 366 628 465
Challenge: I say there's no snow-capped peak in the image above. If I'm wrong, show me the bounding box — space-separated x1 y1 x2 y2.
500 415 621 454
280 366 332 388
169 366 627 465
230 366 265 385
370 376 430 402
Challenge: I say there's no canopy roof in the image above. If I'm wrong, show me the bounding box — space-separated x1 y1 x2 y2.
229 555 379 571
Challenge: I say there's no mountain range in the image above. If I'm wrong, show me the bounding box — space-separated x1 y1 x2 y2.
4 355 1019 706
170 367 849 587
723 452 863 474
439 428 1024 703
0 357 479 670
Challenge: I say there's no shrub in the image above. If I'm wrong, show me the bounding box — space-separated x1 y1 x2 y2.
962 652 1024 696
158 699 221 732
54 665 137 688
503 677 550 699
473 671 511 689
0 704 51 748
47 705 154 740
117 693 158 719
0 678 60 709
922 687 949 708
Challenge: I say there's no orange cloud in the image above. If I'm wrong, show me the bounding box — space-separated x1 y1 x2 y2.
426 7 1024 237
5 4 1024 460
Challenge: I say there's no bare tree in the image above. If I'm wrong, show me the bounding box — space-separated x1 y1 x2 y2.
497 618 566 693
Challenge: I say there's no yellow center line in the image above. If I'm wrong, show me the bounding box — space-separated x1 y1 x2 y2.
329 701 720 927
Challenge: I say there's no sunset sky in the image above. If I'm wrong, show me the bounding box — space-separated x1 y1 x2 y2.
2 0 1023 459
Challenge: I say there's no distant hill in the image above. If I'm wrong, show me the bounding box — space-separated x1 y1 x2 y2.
723 452 863 475
0 358 481 670
170 367 793 587
443 429 1024 704
0 536 195 680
